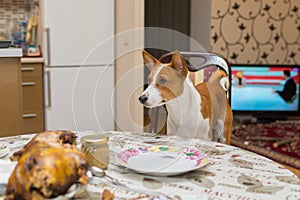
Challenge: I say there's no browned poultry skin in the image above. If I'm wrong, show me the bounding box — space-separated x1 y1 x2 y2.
10 130 77 161
6 131 89 200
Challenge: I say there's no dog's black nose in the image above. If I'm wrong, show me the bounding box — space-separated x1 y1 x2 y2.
138 95 148 104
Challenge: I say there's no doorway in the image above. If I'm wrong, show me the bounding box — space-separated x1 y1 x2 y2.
144 0 191 134
145 0 191 58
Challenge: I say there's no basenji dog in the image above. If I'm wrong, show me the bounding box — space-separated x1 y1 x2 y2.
139 50 233 143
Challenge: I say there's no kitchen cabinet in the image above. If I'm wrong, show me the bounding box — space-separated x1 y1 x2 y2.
21 61 45 133
43 0 114 131
0 49 45 137
0 57 22 137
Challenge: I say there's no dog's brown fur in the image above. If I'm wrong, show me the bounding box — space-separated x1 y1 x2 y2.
195 70 233 144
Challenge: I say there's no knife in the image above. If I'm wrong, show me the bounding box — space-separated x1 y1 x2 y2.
0 183 7 196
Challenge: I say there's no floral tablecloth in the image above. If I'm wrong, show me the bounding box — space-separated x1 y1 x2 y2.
1 131 300 200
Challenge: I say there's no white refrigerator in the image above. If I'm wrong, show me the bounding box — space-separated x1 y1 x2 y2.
43 0 114 131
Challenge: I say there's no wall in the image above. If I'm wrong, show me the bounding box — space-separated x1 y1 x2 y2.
0 0 35 39
211 0 300 64
114 0 144 132
190 0 211 51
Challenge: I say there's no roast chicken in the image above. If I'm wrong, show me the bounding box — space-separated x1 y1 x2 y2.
5 130 90 200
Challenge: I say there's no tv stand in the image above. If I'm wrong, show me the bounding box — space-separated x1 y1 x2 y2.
233 115 257 124
233 114 291 124
255 116 287 123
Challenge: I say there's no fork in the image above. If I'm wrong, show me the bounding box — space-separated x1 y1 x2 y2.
90 165 128 187
89 166 175 200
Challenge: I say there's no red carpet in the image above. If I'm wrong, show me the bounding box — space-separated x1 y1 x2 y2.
231 120 300 169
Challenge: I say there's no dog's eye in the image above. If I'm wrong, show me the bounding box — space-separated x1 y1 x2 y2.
159 78 167 85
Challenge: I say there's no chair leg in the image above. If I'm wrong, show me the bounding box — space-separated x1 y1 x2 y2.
150 107 159 133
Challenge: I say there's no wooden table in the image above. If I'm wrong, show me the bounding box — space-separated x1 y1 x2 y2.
1 131 300 200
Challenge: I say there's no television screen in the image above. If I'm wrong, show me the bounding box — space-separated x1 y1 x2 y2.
230 65 300 118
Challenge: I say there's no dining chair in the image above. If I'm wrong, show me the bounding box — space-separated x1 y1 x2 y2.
148 51 232 143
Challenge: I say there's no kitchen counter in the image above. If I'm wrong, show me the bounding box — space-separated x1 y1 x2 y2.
0 49 44 63
0 48 22 57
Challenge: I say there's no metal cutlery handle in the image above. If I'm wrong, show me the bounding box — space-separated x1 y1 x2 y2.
0 183 7 196
90 166 174 199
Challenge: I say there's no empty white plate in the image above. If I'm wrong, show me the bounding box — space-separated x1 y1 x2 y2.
0 145 9 158
116 145 209 176
0 160 17 184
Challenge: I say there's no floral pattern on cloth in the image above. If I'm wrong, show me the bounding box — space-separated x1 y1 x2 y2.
116 145 208 167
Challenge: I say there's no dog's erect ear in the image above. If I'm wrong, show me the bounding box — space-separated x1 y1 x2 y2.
171 51 188 77
142 50 160 71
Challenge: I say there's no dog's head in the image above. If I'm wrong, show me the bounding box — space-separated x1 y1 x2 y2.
138 50 189 108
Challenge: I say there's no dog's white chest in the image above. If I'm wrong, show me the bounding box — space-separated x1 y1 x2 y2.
165 80 210 139
167 112 210 139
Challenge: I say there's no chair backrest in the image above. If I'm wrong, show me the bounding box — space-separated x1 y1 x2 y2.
149 51 231 141
159 51 230 75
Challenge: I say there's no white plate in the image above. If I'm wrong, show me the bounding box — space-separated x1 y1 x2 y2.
0 145 9 158
0 160 17 184
116 145 209 176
